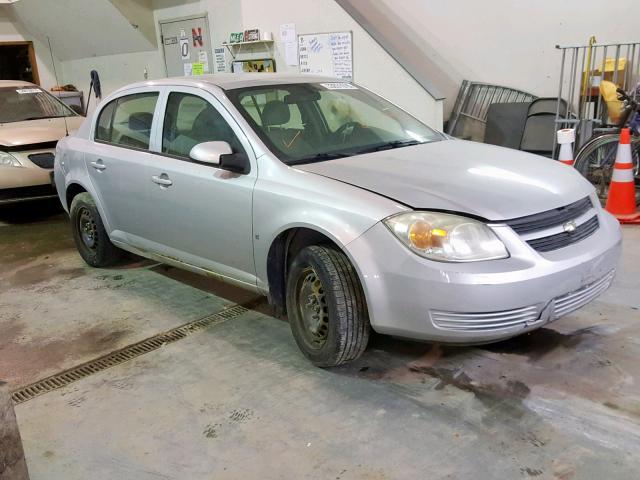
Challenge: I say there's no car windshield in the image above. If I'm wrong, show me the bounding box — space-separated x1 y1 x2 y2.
0 86 76 123
226 82 443 164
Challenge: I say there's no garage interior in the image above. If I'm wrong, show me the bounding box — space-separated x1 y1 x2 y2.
1 1 639 479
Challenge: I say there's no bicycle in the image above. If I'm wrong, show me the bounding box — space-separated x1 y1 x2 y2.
574 81 640 206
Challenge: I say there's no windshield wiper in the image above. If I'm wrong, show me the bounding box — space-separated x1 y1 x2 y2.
288 152 349 165
355 139 423 154
21 115 69 121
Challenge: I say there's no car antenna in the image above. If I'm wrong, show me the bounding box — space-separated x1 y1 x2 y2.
46 36 69 137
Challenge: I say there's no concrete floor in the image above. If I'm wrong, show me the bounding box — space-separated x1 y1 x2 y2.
1 200 639 480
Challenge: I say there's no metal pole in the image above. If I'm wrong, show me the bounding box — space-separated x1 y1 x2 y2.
0 382 30 480
553 47 566 159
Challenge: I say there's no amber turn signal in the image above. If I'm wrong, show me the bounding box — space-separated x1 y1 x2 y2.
408 221 445 250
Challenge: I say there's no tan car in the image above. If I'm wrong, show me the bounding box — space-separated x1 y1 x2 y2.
0 80 83 204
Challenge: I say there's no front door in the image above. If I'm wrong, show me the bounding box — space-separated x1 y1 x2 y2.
160 15 213 78
141 87 257 286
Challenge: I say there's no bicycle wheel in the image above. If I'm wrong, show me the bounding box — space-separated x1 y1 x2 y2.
574 133 640 206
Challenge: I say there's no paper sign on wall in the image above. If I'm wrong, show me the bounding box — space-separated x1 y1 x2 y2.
280 23 296 43
192 63 204 75
183 63 192 76
198 51 209 72
285 42 298 66
214 47 227 73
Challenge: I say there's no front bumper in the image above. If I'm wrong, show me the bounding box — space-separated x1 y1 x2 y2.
0 151 57 205
345 208 622 344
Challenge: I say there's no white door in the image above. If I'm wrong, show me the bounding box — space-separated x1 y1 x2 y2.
160 15 213 78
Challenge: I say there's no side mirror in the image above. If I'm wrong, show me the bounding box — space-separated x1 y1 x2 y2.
189 141 233 166
189 141 250 174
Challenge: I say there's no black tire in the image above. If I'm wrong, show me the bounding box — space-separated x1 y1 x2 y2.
286 245 370 367
69 192 122 267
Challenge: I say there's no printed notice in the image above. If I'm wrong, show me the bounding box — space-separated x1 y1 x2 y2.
285 42 298 66
280 23 296 43
214 47 227 73
192 63 204 75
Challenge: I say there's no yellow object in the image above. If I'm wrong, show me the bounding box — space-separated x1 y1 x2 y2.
409 221 432 249
599 80 624 124
581 35 597 97
192 63 205 75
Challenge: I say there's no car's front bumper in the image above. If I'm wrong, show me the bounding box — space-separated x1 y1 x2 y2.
345 208 622 344
0 151 57 205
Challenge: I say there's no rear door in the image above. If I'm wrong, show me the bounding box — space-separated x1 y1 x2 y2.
140 86 258 286
86 88 162 243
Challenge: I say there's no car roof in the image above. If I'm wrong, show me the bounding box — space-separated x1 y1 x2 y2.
0 80 39 88
116 73 345 94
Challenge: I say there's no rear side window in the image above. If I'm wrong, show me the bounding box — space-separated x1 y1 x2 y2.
95 92 159 150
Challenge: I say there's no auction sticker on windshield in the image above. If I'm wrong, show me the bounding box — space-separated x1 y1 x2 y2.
320 83 358 90
16 88 42 94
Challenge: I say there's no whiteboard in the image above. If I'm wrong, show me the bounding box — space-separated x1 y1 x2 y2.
298 32 353 80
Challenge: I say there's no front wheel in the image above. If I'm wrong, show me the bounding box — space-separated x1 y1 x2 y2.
286 245 370 367
574 133 640 206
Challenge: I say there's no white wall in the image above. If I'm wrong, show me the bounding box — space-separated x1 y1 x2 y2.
56 0 443 128
381 0 637 104
238 0 442 128
0 7 59 89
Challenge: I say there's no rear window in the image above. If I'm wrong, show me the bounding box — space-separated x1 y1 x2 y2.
95 92 158 150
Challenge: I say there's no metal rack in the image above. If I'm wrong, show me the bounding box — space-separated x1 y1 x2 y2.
447 80 537 141
553 40 640 157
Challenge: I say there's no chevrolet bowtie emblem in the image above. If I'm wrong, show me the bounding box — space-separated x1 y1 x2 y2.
563 220 578 233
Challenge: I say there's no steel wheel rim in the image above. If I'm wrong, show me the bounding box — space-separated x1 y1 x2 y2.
295 267 329 349
78 207 98 250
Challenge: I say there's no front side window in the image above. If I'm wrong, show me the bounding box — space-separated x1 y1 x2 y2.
95 92 158 150
162 92 245 158
0 86 76 123
227 82 442 164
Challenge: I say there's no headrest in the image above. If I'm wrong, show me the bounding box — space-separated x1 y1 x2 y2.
262 100 290 126
128 111 153 131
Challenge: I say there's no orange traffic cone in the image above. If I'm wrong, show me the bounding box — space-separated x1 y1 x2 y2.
605 128 640 224
557 128 575 166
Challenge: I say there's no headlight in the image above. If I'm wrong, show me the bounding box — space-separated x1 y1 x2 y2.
0 151 22 168
383 212 509 262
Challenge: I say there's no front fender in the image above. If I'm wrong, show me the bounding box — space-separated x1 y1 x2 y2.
252 156 409 288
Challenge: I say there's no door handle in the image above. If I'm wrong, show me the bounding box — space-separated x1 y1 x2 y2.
151 174 173 187
90 159 106 171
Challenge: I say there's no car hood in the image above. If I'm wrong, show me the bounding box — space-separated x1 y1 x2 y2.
0 116 84 148
295 139 595 221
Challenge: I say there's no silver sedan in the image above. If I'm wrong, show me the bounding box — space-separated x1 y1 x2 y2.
54 74 621 366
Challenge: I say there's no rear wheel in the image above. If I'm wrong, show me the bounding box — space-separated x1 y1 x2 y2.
574 133 640 206
70 192 122 267
286 245 370 367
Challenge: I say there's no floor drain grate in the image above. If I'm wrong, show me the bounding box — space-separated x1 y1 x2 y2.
11 304 249 405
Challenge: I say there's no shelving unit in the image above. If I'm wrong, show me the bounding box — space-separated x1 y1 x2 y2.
222 40 274 59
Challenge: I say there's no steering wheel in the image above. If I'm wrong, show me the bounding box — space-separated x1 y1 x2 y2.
335 121 362 140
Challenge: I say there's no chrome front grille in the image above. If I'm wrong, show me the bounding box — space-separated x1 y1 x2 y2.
552 270 615 318
504 197 599 253
430 305 540 332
